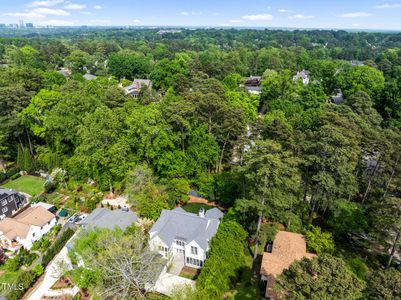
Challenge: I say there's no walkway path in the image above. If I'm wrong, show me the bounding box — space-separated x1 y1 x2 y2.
153 270 195 296
24 233 77 300
169 253 184 275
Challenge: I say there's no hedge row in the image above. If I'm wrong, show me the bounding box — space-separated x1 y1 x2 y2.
0 168 20 184
6 228 75 300
42 228 75 266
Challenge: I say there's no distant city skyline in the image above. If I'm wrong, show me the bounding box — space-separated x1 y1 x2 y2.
1 0 401 31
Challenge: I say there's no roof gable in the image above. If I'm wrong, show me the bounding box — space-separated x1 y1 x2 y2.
81 208 138 230
150 208 223 250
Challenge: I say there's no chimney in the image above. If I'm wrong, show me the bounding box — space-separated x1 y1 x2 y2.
198 208 205 218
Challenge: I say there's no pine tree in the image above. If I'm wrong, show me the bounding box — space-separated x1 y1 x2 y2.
16 146 24 169
23 148 33 173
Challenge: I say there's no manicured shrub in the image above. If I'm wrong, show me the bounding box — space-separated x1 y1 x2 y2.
10 173 21 180
0 172 7 183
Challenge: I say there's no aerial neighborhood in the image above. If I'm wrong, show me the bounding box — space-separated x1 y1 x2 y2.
0 17 401 300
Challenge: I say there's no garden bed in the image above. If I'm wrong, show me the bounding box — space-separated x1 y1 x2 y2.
179 266 200 280
51 276 74 290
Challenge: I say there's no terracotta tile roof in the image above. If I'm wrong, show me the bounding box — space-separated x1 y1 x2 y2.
0 206 55 241
0 218 30 240
14 206 55 227
260 231 316 299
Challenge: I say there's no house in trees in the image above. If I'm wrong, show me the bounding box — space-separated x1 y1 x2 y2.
260 231 316 299
350 60 365 67
0 206 57 251
123 79 152 98
244 76 262 95
330 89 345 105
293 70 310 85
0 188 27 220
58 68 71 78
83 73 97 81
149 207 223 269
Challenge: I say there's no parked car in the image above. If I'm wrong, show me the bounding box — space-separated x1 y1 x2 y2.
74 214 87 224
68 214 79 224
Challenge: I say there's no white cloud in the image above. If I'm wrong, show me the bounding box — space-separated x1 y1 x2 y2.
352 23 362 27
230 19 245 23
375 3 401 8
339 12 372 18
28 0 64 7
5 11 45 19
93 5 102 9
278 9 291 13
181 11 202 16
32 7 70 16
288 14 314 19
132 19 141 23
64 3 86 10
80 11 95 15
242 14 274 21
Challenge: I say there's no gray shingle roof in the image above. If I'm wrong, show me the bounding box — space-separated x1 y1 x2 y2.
245 86 262 92
0 188 18 200
83 73 97 80
188 190 201 197
58 68 71 77
150 207 223 250
331 89 344 105
81 208 138 230
205 208 224 220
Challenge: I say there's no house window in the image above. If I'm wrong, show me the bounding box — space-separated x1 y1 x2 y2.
158 245 168 254
32 233 35 237
191 246 198 255
1 200 6 206
2 207 7 213
186 257 203 267
175 240 185 246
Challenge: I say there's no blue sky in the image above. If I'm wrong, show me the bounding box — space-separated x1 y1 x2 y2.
1 0 401 30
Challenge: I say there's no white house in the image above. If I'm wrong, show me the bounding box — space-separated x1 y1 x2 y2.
293 70 310 85
149 207 223 269
121 79 152 98
0 206 57 251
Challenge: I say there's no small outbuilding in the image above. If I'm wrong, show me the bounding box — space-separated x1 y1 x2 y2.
260 231 316 299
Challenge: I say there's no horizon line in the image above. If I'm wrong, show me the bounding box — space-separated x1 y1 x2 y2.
0 24 400 33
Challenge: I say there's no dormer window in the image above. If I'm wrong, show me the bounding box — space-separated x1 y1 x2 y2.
175 240 185 246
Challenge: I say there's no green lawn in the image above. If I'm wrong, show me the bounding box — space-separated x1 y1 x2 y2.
181 203 214 214
1 175 44 196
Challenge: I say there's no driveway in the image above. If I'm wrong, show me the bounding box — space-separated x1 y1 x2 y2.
101 194 129 207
